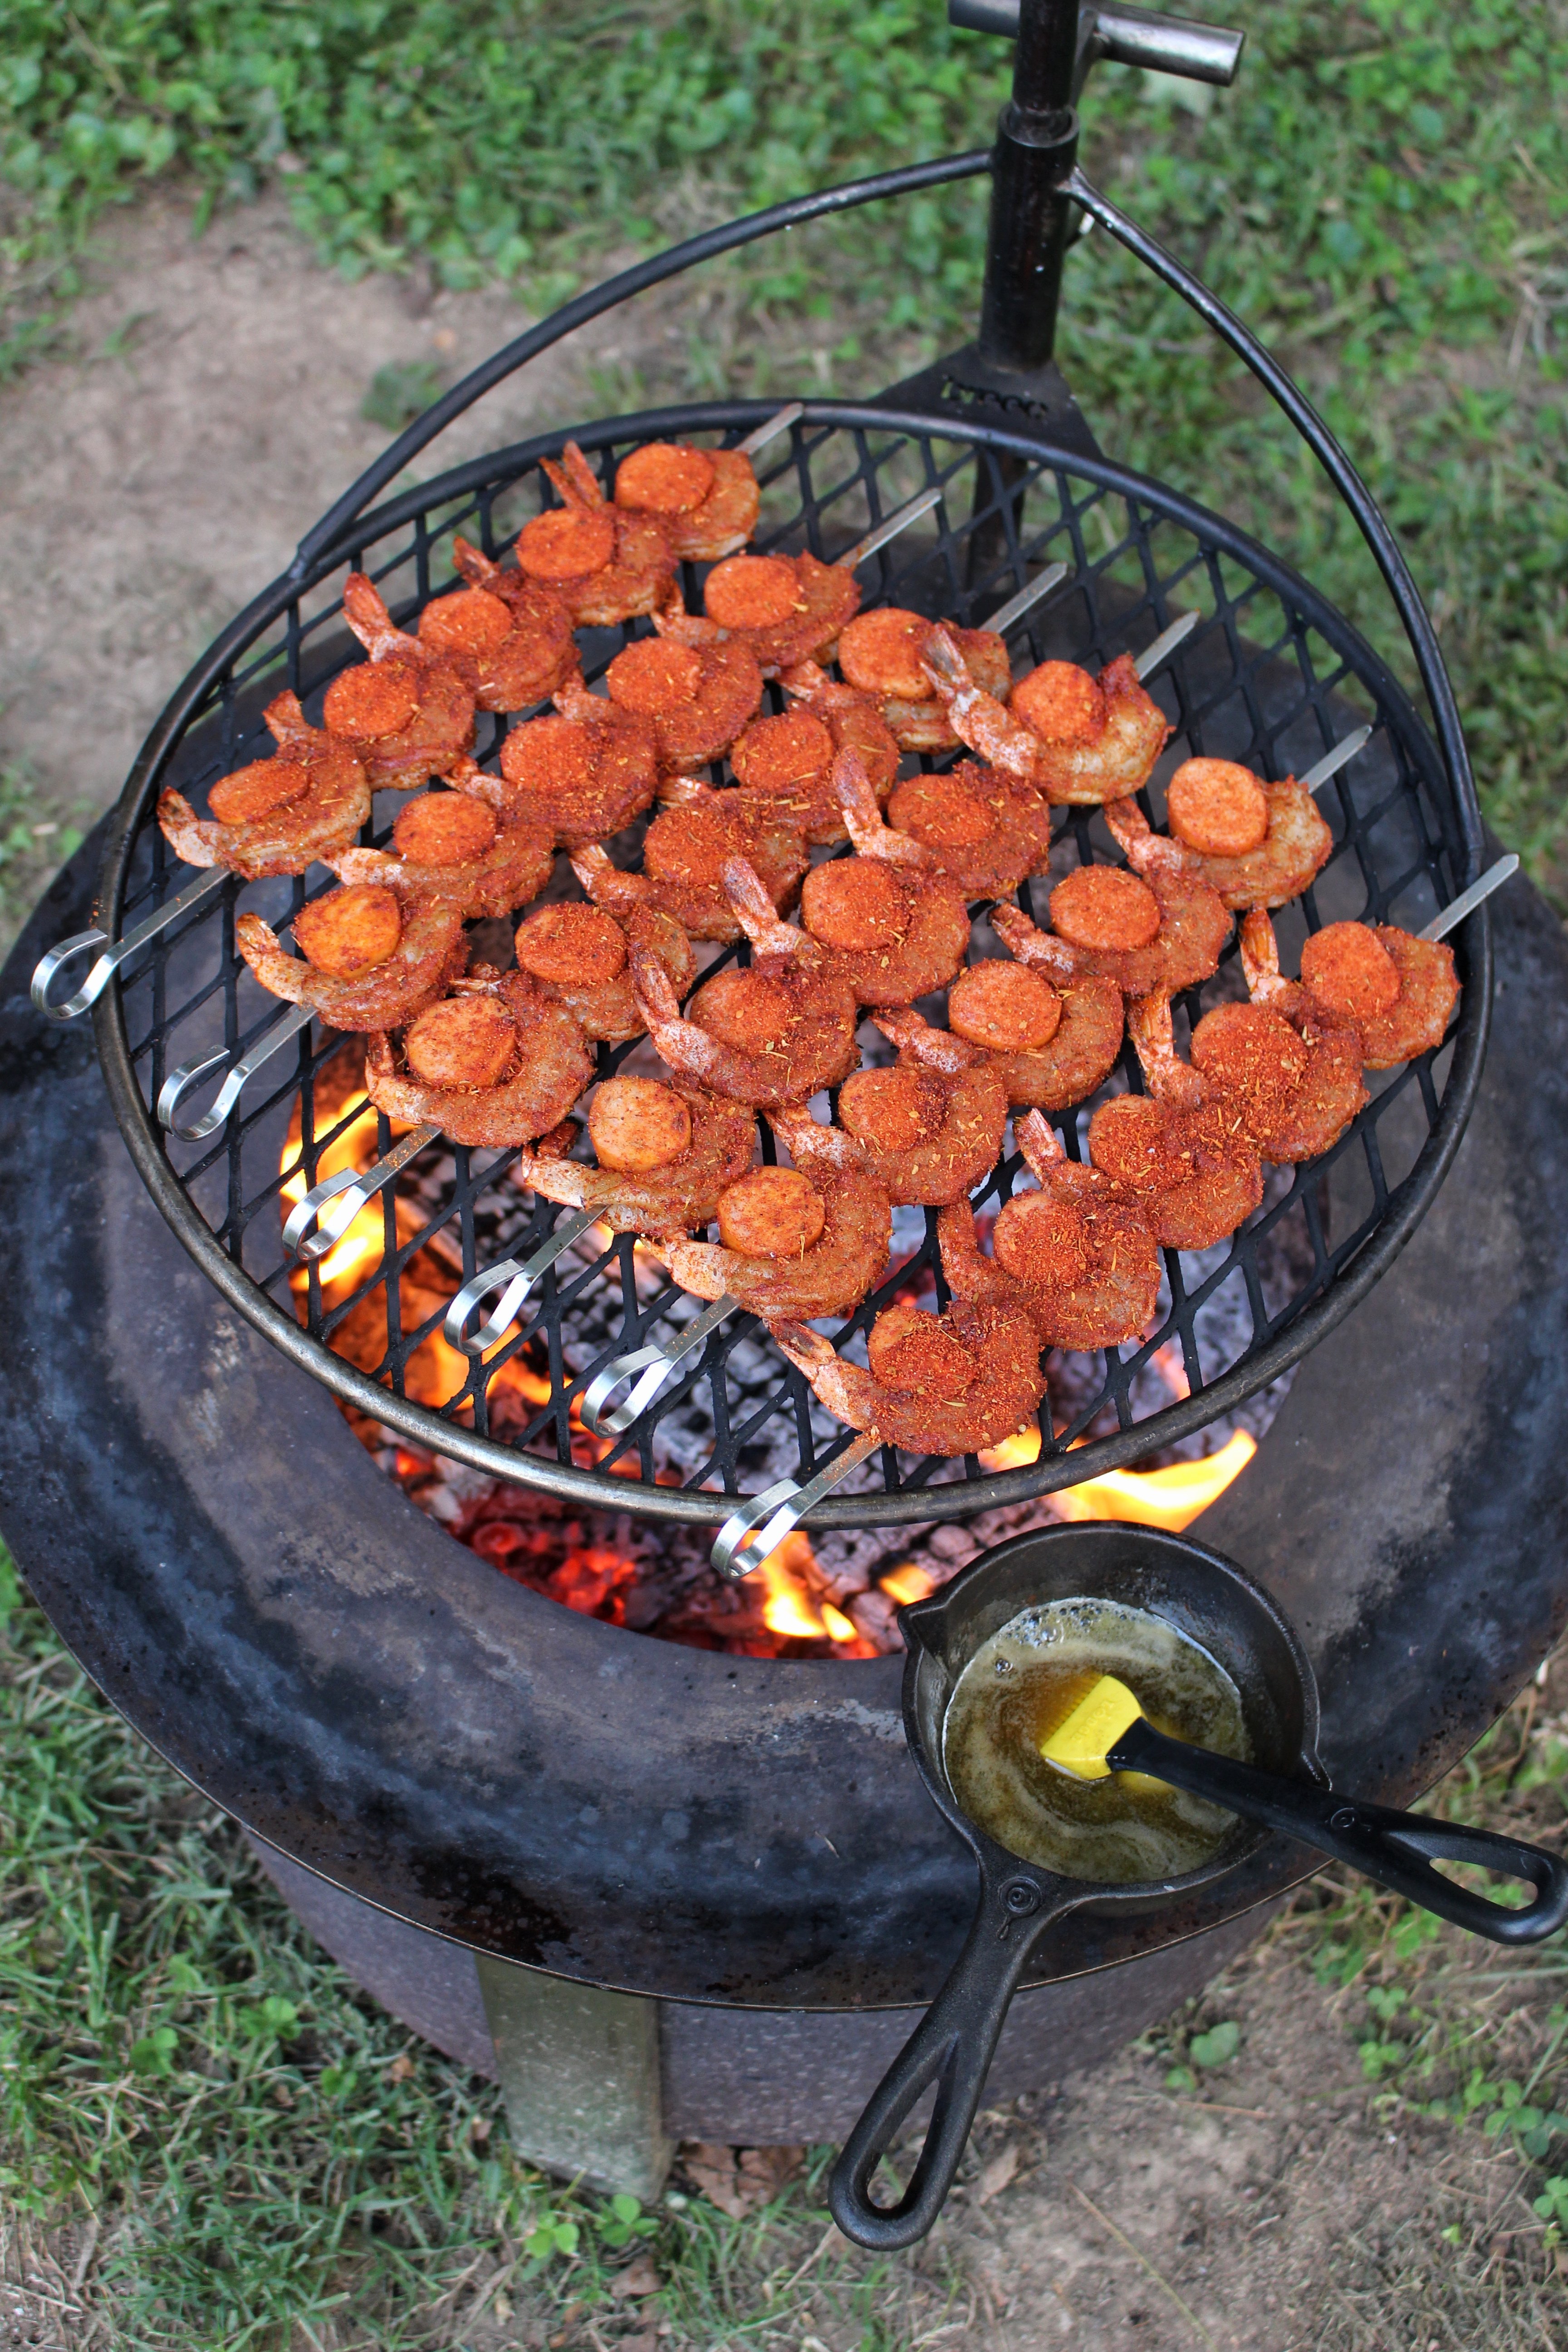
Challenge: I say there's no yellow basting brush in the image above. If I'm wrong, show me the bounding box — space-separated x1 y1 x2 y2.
1038 1673 1147 1779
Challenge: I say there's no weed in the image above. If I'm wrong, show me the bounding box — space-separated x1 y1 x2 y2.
361 358 447 432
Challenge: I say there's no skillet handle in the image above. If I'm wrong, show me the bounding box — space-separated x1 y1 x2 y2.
1114 1721 1568 1948
828 1870 1072 2250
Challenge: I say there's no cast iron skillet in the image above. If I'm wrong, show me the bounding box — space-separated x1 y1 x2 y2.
829 1522 1568 2251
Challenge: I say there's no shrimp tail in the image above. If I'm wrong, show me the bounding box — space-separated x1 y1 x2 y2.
1239 908 1291 1003
1128 986 1205 1111
630 943 727 1086
720 856 805 957
450 535 503 591
570 842 650 916
263 689 313 745
834 749 926 866
990 901 1078 980
1014 1108 1067 1182
343 573 420 663
771 1321 877 1431
872 1006 982 1075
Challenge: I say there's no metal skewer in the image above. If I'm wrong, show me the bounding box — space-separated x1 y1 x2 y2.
581 1294 741 1439
283 1121 441 1262
1132 608 1201 683
1420 854 1518 943
31 865 227 1023
985 559 1073 639
735 402 805 459
710 1428 882 1580
836 485 945 573
1301 725 1372 796
442 1206 604 1355
158 1002 316 1141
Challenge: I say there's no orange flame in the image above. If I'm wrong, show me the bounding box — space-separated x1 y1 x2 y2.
879 1562 937 1606
1057 1429 1257 1533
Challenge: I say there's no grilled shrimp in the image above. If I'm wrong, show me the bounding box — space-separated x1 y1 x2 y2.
923 630 1170 803
655 551 862 677
602 634 763 772
838 1008 1008 1207
477 688 657 846
235 878 467 1032
772 1299 1044 1458
157 690 371 879
1036 843 1232 999
832 609 1011 753
513 900 695 1044
612 439 760 562
881 761 1055 900
969 906 1126 1108
730 680 899 846
329 789 553 921
1086 989 1264 1249
515 442 676 625
363 967 591 1149
511 1075 754 1232
794 751 970 1006
571 780 807 943
321 575 476 790
1147 757 1334 911
434 539 580 708
654 1108 891 1320
1191 940 1369 1163
938 1109 1161 1351
1241 907 1458 1072
630 858 859 1107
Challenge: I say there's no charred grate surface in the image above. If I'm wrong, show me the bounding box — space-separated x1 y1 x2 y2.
99 403 1482 1525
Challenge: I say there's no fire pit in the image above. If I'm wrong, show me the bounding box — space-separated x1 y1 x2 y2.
5 0 1564 2195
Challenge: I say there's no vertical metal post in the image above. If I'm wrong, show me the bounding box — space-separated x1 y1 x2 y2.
976 0 1081 374
476 1955 673 2202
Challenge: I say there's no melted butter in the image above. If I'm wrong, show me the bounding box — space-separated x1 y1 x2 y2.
942 1597 1251 1883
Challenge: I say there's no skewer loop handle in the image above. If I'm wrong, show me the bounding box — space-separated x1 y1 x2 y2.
31 866 226 1022
711 1428 882 1581
158 1003 316 1140
443 1205 602 1354
582 1293 739 1438
283 1121 440 1261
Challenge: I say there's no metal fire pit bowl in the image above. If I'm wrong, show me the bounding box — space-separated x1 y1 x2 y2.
77 402 1487 1531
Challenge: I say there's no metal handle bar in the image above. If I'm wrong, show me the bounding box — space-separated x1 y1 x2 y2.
986 559 1072 638
1421 854 1518 944
442 1206 603 1354
157 1002 316 1141
31 865 226 1022
711 1428 883 1580
283 1122 440 1262
581 1294 740 1439
950 1 1245 90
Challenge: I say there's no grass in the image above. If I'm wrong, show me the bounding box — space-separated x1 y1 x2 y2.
5 1521 1568 2349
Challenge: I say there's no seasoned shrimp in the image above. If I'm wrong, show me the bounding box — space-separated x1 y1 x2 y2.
1187 997 1366 1166
515 442 675 626
654 551 860 676
612 439 760 562
363 967 591 1149
329 790 553 921
1039 838 1232 998
838 1008 1008 1207
476 689 657 847
321 575 476 790
602 634 763 772
971 906 1126 1108
794 751 970 1006
157 690 371 880
833 609 1011 753
511 1075 754 1232
1142 757 1333 911
922 629 1169 804
235 879 467 1033
772 1300 1044 1458
1240 907 1458 1072
729 682 899 846
513 900 695 1044
426 539 579 710
938 1109 1161 1350
882 762 1055 900
1088 990 1264 1250
631 859 859 1109
654 1109 891 1320
571 782 807 943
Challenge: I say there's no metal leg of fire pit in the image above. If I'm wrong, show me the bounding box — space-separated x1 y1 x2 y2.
474 1956 672 2202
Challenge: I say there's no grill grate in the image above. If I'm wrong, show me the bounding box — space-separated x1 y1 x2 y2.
94 402 1485 1529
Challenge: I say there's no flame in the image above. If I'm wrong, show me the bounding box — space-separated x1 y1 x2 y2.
280 1092 377 1208
879 1562 937 1606
977 1426 1043 1473
760 1532 829 1640
821 1601 859 1646
1056 1429 1257 1533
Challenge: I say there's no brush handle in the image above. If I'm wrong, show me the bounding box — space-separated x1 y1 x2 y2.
1111 1720 1568 1947
828 1867 1083 2249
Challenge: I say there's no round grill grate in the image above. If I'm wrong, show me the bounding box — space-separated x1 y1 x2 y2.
91 402 1486 1528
